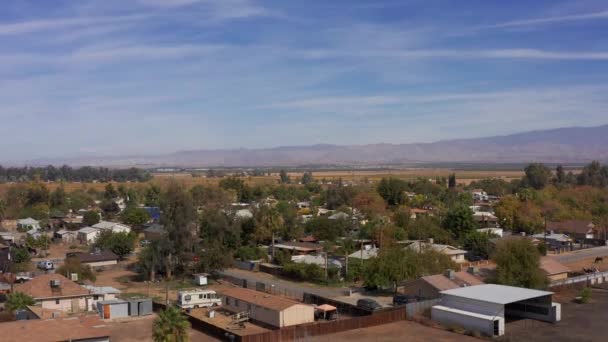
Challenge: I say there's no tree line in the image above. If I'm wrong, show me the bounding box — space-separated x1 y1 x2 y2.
0 165 152 183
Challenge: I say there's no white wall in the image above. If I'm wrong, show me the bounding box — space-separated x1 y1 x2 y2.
432 306 504 337
40 297 87 312
281 304 315 326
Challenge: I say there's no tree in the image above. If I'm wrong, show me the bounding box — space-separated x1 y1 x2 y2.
377 178 407 206
443 204 477 240
448 173 456 189
100 200 120 217
0 199 6 223
279 170 290 184
5 292 35 313
554 165 566 185
492 238 547 289
120 207 151 226
301 171 314 185
462 231 492 259
25 182 50 206
94 231 136 260
56 257 96 282
49 185 67 209
144 185 162 207
352 191 386 219
305 217 348 243
153 306 190 342
11 247 32 264
104 183 118 200
577 160 608 187
83 211 100 226
522 163 552 190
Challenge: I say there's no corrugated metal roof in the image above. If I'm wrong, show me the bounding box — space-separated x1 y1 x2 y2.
441 284 553 304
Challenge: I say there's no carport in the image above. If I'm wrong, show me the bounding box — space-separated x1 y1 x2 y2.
431 284 561 337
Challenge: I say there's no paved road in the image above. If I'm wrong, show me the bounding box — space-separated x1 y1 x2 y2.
220 268 348 299
553 246 608 263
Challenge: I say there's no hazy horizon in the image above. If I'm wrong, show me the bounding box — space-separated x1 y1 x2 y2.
1 0 608 160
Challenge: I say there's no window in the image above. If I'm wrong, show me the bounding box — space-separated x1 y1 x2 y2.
199 294 203 299
185 295 191 301
226 298 231 306
93 295 99 300
55 299 60 304
235 299 240 307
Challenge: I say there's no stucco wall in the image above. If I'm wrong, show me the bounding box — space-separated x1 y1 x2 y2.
280 304 315 326
40 297 87 312
223 296 281 327
86 260 118 268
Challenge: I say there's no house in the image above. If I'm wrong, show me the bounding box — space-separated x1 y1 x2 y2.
0 315 110 342
540 257 571 282
400 270 484 299
54 229 77 243
92 221 131 234
17 217 41 231
78 226 101 244
0 232 16 244
298 235 318 243
470 189 489 202
15 274 91 313
296 201 310 209
83 285 121 311
477 227 503 238
221 287 315 328
291 254 342 269
348 246 379 260
72 250 119 267
473 212 498 227
410 208 432 220
405 241 468 263
272 241 323 255
532 233 574 252
143 223 166 240
546 220 599 242
328 212 349 220
432 284 560 337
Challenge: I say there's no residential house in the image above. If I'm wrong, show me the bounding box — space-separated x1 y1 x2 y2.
291 254 342 269
470 189 488 202
72 250 119 267
477 227 503 238
298 235 318 243
473 211 498 227
532 233 574 252
405 241 468 263
221 287 315 328
54 229 77 243
348 246 379 260
546 220 600 242
143 223 166 240
410 208 432 220
0 315 110 342
78 227 101 244
540 257 571 282
272 241 323 255
0 232 16 244
92 221 131 234
15 274 91 313
82 285 121 311
17 217 41 231
400 270 484 299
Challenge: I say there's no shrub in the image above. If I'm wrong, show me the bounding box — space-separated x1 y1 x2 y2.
580 287 592 304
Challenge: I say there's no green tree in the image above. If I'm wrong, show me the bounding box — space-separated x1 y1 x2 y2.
305 217 348 243
5 292 35 313
153 306 191 342
94 231 136 260
56 257 97 282
492 238 547 289
104 183 118 200
554 165 566 185
120 207 151 226
144 185 162 207
11 247 32 263
49 185 67 209
443 204 478 240
448 173 456 189
462 231 493 259
279 170 290 184
83 211 100 226
0 199 6 222
522 163 552 190
577 160 608 187
301 171 314 185
377 178 407 206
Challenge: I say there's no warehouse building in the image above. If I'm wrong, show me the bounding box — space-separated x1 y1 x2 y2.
432 284 561 337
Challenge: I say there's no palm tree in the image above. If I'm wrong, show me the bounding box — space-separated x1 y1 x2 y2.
153 306 190 342
5 292 35 312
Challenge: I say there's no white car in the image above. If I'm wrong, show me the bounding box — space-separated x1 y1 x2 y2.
37 260 54 270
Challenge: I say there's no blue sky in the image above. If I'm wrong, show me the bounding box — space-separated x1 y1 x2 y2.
1 0 608 161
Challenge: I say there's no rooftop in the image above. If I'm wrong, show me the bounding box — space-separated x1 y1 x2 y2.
15 274 90 299
82 285 121 295
73 250 119 263
0 315 110 342
222 287 305 311
441 284 553 305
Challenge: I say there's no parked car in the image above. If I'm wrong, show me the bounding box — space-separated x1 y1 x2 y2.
392 294 420 306
37 260 54 270
356 298 382 311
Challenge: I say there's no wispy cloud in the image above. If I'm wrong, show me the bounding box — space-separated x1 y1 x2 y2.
485 9 608 29
0 14 146 35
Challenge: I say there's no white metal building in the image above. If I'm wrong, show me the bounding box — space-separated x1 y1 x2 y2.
432 284 561 337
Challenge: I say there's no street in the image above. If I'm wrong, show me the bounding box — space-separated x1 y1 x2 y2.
553 246 608 263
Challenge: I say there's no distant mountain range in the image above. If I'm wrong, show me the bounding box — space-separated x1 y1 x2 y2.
26 124 608 167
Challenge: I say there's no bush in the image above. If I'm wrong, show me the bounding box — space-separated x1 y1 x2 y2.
282 263 324 282
236 246 266 261
580 287 592 304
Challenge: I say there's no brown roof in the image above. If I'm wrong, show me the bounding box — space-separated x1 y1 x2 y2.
222 287 304 311
15 274 90 299
299 235 318 243
0 315 109 342
547 220 596 235
540 257 571 275
421 271 484 291
73 250 119 263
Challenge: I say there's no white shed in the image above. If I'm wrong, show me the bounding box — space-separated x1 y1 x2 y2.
193 273 208 286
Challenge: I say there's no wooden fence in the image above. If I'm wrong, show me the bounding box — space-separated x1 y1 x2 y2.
241 308 407 342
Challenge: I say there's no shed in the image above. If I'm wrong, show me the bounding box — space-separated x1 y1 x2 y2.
97 300 129 320
126 298 153 317
193 273 208 286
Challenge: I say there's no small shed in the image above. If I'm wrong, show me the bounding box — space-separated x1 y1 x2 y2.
193 273 208 286
126 298 153 317
97 300 129 320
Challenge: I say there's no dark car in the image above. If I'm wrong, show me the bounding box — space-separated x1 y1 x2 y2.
392 294 419 306
356 298 382 311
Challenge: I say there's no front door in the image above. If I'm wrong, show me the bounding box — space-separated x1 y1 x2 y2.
104 304 111 319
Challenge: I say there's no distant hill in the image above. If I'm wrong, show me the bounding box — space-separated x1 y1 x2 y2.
26 124 608 167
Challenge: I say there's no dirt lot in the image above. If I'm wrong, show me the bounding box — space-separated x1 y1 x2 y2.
106 313 219 342
189 307 270 336
309 320 479 342
561 256 608 273
499 288 608 342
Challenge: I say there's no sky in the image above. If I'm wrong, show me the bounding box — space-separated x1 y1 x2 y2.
1 0 608 161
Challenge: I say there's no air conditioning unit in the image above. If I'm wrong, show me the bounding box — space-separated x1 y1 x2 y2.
50 279 61 287
70 273 79 281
